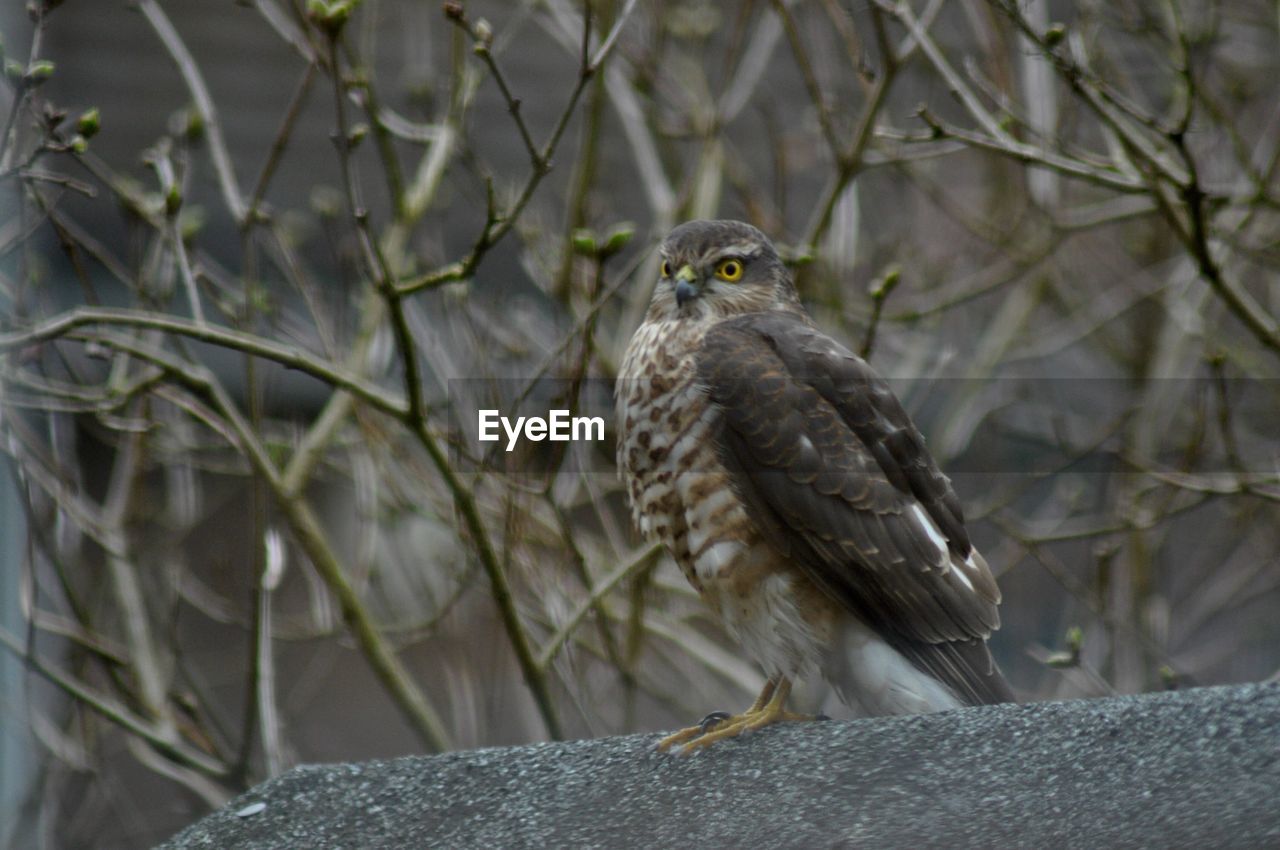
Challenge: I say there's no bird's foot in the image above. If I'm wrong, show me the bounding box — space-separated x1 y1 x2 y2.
656 680 816 754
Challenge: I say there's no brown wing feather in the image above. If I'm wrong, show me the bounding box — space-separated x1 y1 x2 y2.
698 312 1013 705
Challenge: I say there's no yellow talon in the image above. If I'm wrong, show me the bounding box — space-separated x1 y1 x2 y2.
657 678 815 754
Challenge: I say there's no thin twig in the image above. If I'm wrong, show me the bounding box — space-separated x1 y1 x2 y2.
399 0 638 296
0 628 229 777
245 61 319 224
770 0 842 156
0 307 409 418
137 0 247 223
538 544 662 670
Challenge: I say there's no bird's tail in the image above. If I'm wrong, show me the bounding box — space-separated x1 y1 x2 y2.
824 616 1014 715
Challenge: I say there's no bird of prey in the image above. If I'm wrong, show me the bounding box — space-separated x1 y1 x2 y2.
616 220 1013 753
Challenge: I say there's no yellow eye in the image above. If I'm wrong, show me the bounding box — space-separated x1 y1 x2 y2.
660 260 671 278
715 258 744 282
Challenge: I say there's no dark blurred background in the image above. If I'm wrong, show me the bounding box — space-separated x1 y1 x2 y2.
2 0 1278 847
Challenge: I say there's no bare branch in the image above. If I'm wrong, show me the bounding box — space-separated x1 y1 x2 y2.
137 0 247 223
0 307 409 418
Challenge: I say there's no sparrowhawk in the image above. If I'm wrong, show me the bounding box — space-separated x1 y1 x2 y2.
616 219 1013 752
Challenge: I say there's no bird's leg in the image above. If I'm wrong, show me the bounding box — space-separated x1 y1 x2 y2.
656 677 816 754
655 678 777 753
744 677 779 713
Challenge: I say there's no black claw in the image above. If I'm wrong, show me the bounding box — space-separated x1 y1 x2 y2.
699 711 732 733
815 713 831 722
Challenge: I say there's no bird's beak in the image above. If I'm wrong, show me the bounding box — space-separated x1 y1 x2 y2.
673 264 699 308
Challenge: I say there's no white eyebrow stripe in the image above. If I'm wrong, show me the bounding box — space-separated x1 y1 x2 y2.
703 243 762 263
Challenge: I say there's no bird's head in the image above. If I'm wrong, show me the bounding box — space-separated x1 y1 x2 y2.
648 220 800 321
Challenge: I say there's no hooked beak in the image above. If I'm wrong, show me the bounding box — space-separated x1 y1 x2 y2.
673 264 699 308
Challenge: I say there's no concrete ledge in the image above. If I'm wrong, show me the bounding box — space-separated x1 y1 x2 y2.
159 682 1280 849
